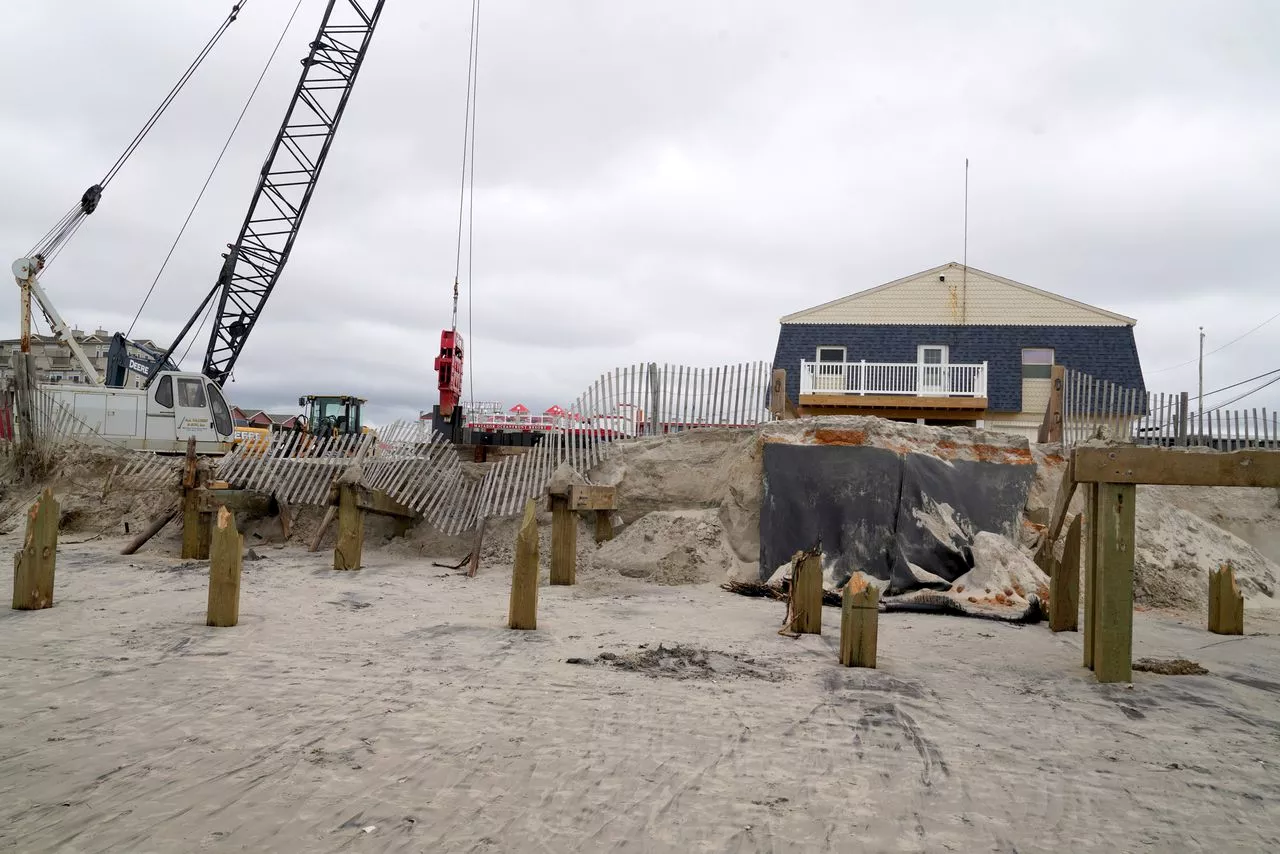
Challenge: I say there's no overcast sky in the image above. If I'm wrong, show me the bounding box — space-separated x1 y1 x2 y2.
3 0 1278 425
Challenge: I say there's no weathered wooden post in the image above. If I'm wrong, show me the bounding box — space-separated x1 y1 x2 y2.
839 572 878 667
1049 515 1082 632
206 507 243 627
594 510 614 544
1083 484 1098 669
1208 564 1244 635
12 487 58 610
508 499 539 630
790 546 823 635
180 437 211 560
1092 482 1136 683
333 482 364 570
548 488 576 586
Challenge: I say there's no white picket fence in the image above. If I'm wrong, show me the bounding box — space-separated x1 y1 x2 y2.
1062 369 1279 450
564 360 774 434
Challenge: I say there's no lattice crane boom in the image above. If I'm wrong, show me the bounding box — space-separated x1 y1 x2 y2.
155 0 385 388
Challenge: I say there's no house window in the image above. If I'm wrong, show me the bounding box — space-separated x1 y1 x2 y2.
816 346 846 364
1022 348 1054 379
917 345 948 365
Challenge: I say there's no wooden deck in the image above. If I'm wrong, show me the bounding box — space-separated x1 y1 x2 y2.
798 393 988 420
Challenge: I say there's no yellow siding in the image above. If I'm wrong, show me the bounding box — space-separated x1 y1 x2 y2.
783 263 1133 327
1021 378 1052 422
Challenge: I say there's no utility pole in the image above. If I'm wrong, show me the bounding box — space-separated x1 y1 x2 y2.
1197 326 1205 415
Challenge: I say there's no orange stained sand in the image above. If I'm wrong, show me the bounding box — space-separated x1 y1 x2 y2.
814 429 868 446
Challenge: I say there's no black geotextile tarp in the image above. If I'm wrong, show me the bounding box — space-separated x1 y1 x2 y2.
759 443 1038 594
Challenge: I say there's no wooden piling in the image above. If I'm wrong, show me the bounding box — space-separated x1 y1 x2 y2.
1083 484 1098 669
508 499 539 630
333 483 363 570
1093 482 1136 683
12 487 58 610
839 573 879 668
1208 564 1244 635
790 547 823 635
206 507 243 628
594 510 614 543
1049 515 1082 632
549 493 576 585
180 438 211 560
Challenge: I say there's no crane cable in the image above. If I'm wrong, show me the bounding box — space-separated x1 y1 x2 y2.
450 0 481 409
127 0 305 343
26 1 250 270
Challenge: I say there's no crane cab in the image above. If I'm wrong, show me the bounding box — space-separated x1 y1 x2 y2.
298 394 366 438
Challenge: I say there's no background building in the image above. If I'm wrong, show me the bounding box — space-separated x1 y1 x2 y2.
773 262 1145 438
0 329 175 389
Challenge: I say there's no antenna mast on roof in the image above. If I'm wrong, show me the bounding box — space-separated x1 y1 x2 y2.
962 157 969 325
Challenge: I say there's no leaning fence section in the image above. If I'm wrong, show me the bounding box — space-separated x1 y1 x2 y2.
1061 369 1278 451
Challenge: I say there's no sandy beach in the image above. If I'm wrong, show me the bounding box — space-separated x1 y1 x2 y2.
2 533 1278 853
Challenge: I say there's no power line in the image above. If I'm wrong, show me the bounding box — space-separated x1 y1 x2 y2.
1148 306 1280 375
127 0 305 340
1203 372 1280 413
1200 366 1280 399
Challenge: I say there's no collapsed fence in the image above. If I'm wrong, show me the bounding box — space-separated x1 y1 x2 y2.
1061 368 1278 450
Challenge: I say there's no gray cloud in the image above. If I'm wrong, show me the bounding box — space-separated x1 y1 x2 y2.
3 0 1278 424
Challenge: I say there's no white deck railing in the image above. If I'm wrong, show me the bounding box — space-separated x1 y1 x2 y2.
799 360 988 398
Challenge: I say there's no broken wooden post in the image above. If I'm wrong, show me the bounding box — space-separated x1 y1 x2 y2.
180 437 211 560
467 517 487 578
333 482 363 570
791 546 823 634
594 510 614 544
1049 514 1082 632
12 487 58 610
839 573 878 667
548 489 576 585
206 507 243 628
508 499 539 630
1092 482 1136 683
1208 564 1244 635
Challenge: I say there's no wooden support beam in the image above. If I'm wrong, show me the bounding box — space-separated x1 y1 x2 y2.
120 505 179 556
12 487 58 610
508 499 539 630
567 484 617 512
839 573 878 667
1074 446 1280 487
1045 456 1077 545
790 547 823 635
594 510 614 544
206 507 243 628
1093 482 1136 683
1083 484 1098 669
333 483 364 571
1049 514 1081 633
196 489 275 516
1208 565 1244 635
326 483 418 519
549 494 576 585
309 506 337 553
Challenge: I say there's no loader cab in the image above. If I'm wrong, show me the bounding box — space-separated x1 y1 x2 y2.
300 394 365 437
